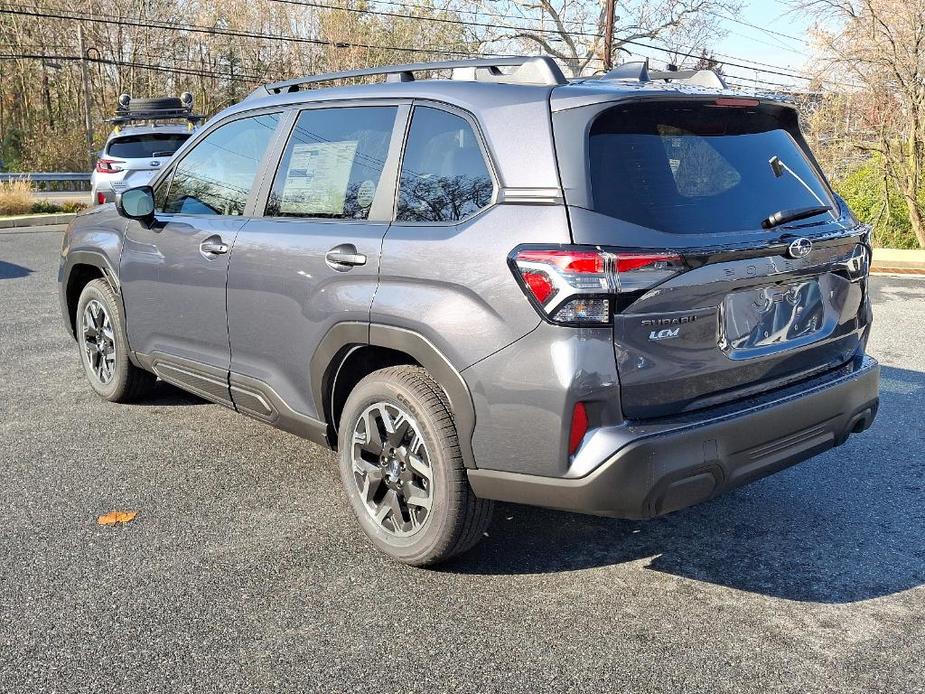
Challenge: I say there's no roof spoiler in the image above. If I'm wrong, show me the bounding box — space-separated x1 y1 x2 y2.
246 56 568 100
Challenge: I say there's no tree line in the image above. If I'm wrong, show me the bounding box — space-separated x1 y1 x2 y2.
1 0 923 247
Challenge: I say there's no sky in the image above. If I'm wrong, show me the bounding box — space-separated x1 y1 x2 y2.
620 0 822 91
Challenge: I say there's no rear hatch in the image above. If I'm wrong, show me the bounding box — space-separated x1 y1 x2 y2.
102 131 190 190
552 94 871 419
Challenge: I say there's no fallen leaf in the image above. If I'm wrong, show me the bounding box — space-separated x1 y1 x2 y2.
97 510 138 526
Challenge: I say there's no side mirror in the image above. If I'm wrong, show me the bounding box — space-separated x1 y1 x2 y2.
116 186 155 225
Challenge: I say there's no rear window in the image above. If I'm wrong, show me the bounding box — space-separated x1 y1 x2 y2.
107 133 190 159
588 102 836 234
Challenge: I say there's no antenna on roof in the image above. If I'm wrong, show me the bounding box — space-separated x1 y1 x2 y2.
599 60 650 82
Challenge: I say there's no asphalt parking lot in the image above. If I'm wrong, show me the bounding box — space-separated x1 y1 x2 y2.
1 227 924 693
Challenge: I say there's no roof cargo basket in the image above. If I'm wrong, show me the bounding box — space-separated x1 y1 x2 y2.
248 56 568 99
598 59 727 89
107 93 205 127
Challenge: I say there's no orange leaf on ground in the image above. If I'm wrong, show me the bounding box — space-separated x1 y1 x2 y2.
97 511 138 526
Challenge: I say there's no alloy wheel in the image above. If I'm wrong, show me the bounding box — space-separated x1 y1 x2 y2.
351 402 434 537
81 299 116 385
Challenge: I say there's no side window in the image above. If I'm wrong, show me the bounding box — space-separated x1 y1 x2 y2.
396 107 493 223
266 106 397 219
163 113 280 216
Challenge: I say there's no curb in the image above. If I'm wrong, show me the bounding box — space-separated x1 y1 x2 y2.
0 213 75 229
871 248 925 275
870 266 925 276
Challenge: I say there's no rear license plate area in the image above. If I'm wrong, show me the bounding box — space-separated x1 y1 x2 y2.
720 279 832 359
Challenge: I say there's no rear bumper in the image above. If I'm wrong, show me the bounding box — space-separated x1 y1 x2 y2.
467 355 880 519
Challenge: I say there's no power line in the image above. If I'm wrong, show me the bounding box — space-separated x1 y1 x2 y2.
6 1 825 80
0 53 266 83
260 0 857 84
261 0 836 83
264 0 607 39
5 2 861 90
0 5 502 59
369 0 599 29
708 10 811 46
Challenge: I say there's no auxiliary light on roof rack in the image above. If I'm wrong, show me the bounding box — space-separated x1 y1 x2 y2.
107 92 206 129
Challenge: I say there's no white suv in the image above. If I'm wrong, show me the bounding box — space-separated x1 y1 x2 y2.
90 95 202 205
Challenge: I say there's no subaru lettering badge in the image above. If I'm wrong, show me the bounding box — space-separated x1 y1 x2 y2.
150 160 160 167
787 237 813 259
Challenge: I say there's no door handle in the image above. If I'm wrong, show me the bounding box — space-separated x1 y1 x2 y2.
325 244 367 271
200 237 229 256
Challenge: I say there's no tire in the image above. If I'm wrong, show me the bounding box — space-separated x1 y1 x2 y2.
125 96 183 112
75 278 155 403
337 366 494 566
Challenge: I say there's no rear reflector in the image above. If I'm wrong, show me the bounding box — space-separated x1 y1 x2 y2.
569 402 589 455
510 247 684 324
96 191 107 205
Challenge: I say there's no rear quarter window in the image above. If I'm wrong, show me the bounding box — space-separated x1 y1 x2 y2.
396 107 494 223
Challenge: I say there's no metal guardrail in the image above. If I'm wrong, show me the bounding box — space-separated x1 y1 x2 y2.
0 172 92 192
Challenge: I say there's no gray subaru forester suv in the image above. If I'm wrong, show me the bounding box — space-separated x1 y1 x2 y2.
59 57 880 565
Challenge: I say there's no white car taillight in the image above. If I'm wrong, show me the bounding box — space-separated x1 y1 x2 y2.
95 159 124 174
510 247 684 325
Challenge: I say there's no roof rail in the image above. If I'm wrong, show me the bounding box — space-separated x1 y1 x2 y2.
596 60 727 89
247 56 567 99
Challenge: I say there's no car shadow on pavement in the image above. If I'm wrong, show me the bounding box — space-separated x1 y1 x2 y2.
446 365 925 604
0 260 33 280
132 379 208 406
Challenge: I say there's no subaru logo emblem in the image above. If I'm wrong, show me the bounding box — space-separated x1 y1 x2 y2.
150 160 160 167
787 237 812 259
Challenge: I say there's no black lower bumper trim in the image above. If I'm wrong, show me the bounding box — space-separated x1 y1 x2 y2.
467 356 880 519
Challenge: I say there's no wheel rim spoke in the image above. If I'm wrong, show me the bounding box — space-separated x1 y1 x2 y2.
361 409 384 454
351 400 434 538
390 490 408 531
403 483 432 511
406 452 430 481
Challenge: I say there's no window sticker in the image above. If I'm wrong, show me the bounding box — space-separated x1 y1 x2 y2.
355 179 377 209
281 140 358 215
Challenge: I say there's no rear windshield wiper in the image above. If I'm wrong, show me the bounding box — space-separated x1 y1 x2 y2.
761 205 832 229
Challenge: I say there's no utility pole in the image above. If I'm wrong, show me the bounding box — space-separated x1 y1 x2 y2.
77 25 94 169
602 0 616 70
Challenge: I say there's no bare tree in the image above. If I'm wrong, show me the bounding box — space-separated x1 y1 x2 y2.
794 0 925 247
470 0 738 76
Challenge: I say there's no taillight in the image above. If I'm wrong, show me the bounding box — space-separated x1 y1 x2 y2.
510 247 684 324
95 159 124 173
